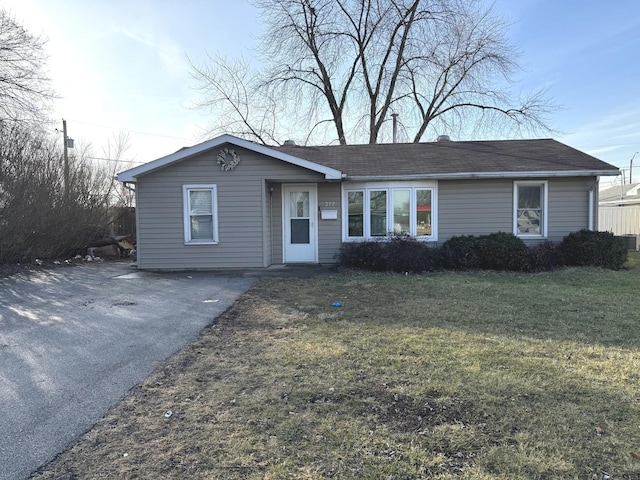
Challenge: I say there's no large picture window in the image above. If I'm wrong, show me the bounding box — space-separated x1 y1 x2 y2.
369 190 387 236
514 181 548 237
343 182 437 240
393 190 410 235
416 189 432 236
183 185 219 244
348 191 364 237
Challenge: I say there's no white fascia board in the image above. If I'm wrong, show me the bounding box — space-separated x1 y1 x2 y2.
117 134 343 182
346 169 620 182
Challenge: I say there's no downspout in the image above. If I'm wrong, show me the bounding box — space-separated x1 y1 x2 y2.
269 183 274 265
589 177 600 231
588 187 594 231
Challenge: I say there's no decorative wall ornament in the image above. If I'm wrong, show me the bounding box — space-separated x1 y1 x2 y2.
217 148 240 171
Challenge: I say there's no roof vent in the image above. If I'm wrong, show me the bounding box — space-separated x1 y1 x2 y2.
283 139 296 146
437 135 451 142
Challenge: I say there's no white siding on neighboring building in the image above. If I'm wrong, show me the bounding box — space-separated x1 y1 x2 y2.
599 206 640 235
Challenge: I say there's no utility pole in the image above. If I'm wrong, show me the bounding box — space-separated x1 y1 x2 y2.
630 152 638 185
62 118 69 204
61 119 74 204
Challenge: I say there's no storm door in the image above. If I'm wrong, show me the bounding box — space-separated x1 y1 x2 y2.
283 184 317 263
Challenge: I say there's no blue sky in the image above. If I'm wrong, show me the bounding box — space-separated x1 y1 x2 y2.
3 0 640 187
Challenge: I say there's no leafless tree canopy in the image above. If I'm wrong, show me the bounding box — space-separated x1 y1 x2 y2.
192 0 553 145
0 122 119 262
0 9 54 124
0 10 129 264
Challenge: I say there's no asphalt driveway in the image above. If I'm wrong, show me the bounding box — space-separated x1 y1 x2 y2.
0 262 255 480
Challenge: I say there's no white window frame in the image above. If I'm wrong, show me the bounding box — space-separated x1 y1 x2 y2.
183 184 219 244
513 180 548 238
342 181 438 241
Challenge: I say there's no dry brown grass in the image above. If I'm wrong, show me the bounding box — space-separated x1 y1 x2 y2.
31 258 640 479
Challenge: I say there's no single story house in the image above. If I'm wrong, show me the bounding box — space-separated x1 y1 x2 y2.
117 134 619 270
598 182 640 236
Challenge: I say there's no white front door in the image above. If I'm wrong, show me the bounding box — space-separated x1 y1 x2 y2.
283 184 317 263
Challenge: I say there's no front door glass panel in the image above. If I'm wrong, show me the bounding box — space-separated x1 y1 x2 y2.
289 191 310 244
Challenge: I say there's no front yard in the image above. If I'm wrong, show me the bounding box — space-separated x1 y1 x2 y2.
34 255 640 479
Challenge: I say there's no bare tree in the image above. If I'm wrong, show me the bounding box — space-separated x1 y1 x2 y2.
192 0 553 145
0 8 54 124
98 131 134 207
0 122 128 262
190 55 285 146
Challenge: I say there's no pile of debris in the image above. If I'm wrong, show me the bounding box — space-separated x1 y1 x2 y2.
87 234 135 259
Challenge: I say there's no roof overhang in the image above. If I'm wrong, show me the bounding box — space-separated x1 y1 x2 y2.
117 134 343 182
346 169 620 182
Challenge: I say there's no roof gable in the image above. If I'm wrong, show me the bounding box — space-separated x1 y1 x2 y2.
117 134 343 182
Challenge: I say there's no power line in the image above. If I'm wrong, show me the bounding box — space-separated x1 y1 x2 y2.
86 156 139 164
65 118 194 142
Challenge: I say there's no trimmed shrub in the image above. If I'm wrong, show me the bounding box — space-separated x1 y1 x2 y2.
476 232 527 271
338 236 438 273
559 229 627 270
338 241 387 271
340 230 627 274
440 235 481 270
384 236 439 273
521 241 560 272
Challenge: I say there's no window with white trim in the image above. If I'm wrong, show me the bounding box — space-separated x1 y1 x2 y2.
514 181 548 237
370 190 387 236
343 182 437 240
183 185 218 244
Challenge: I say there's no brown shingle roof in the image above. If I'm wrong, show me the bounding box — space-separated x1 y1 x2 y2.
275 138 618 178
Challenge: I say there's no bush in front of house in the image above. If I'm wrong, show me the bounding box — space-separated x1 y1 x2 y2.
559 229 627 270
339 230 628 273
439 235 481 270
440 232 526 271
384 235 439 273
338 236 438 273
521 241 560 272
476 232 527 271
338 240 387 271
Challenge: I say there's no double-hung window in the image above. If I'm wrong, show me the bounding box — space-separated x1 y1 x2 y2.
513 181 548 237
344 182 437 240
183 184 218 244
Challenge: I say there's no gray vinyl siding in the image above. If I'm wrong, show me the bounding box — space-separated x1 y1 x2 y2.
438 177 595 244
438 179 512 239
547 177 594 241
136 146 324 270
271 183 283 264
317 183 342 263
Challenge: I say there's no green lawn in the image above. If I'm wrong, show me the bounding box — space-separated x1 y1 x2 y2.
34 254 640 479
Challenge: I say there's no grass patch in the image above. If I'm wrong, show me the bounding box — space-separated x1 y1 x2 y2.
33 254 640 479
